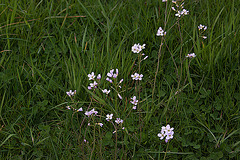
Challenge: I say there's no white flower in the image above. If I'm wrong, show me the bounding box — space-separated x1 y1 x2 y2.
181 9 189 15
66 106 71 110
66 90 76 97
131 43 145 53
90 81 98 88
77 107 83 112
137 74 143 80
158 124 174 143
175 11 182 17
198 24 207 30
157 131 165 140
132 106 137 110
118 93 122 99
98 123 103 127
131 73 139 80
131 73 143 80
88 72 95 80
165 124 174 133
186 53 196 58
102 89 110 94
156 27 166 36
106 114 113 121
115 118 123 124
97 74 101 79
130 96 138 106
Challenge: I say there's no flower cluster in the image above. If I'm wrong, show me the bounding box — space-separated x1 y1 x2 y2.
156 27 166 36
87 72 101 90
106 69 118 83
66 90 76 97
132 43 146 53
85 108 98 117
115 118 124 124
157 124 174 143
170 1 189 18
186 53 196 58
198 24 207 31
102 89 110 94
198 24 207 39
131 73 143 80
130 96 138 110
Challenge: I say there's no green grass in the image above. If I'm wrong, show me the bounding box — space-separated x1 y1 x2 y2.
0 0 240 159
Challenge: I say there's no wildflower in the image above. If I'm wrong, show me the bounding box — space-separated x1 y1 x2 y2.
202 36 207 39
119 79 123 84
158 124 174 143
66 90 76 97
131 73 143 80
132 106 137 110
97 74 101 79
186 53 196 58
198 24 207 30
137 74 143 80
115 118 123 124
106 114 113 121
131 43 145 53
85 108 98 116
90 81 98 88
88 72 95 80
106 77 113 83
130 96 138 106
66 106 71 110
175 11 182 17
143 56 148 60
97 123 103 127
102 89 110 94
157 130 165 140
131 73 139 80
156 27 166 36
77 107 83 112
88 86 92 90
181 9 189 15
118 93 122 100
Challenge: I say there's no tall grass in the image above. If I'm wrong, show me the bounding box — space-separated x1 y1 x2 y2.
0 0 240 159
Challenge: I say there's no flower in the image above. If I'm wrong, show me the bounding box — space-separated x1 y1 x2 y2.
102 89 110 94
198 24 207 30
137 74 143 80
186 53 196 58
97 74 101 79
97 123 103 127
115 118 123 124
131 73 139 80
118 93 122 99
132 43 146 53
77 107 83 112
66 90 76 97
66 106 71 110
88 72 95 80
181 9 189 15
158 124 174 143
130 96 138 106
106 77 113 83
106 114 113 121
175 11 182 17
131 73 143 80
90 81 98 88
132 106 137 110
156 27 166 36
85 108 98 117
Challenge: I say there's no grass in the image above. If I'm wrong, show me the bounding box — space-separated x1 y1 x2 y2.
0 0 240 159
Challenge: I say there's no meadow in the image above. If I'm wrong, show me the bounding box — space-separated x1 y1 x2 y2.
0 0 240 159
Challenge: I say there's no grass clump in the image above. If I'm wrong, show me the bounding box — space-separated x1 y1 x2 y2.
0 0 240 159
